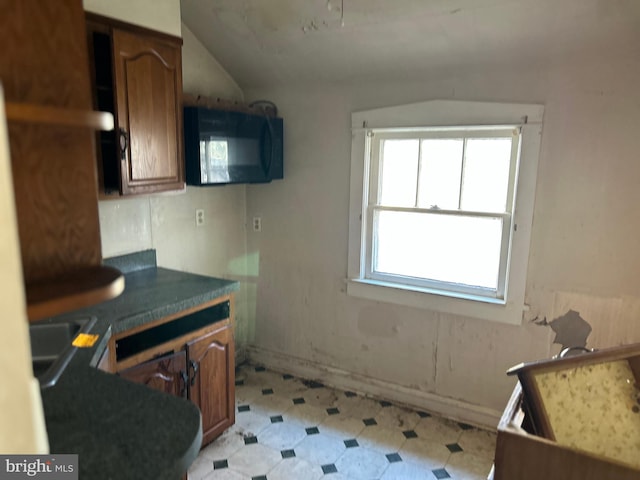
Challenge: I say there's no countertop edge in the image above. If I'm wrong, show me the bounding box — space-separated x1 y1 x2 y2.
40 266 239 479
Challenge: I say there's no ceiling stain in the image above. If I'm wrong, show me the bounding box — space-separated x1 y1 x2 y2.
182 0 640 88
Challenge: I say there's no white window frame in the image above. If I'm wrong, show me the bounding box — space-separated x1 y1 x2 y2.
347 100 544 325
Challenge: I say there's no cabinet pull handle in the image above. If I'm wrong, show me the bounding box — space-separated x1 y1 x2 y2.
180 369 188 397
118 128 129 161
189 360 199 387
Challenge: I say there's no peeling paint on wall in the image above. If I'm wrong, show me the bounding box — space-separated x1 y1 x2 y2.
534 309 592 349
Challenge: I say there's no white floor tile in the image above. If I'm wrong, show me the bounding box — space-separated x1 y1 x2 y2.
200 427 246 461
445 451 493 479
234 383 262 404
321 474 359 480
257 421 308 451
269 377 310 396
227 443 282 477
374 405 422 431
191 363 497 480
379 460 436 480
320 413 366 439
334 446 391 480
337 396 383 420
250 392 295 417
294 432 347 465
200 468 246 480
356 424 408 452
233 409 271 438
301 386 342 407
457 428 497 460
283 402 328 427
414 416 464 445
398 437 451 470
268 456 324 480
187 455 213 480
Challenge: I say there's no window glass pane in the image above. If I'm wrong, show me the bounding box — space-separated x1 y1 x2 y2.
379 139 419 207
417 139 464 210
460 138 512 212
373 210 502 290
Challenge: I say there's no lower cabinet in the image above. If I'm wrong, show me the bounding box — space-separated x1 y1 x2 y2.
187 326 235 445
111 297 236 448
119 350 188 398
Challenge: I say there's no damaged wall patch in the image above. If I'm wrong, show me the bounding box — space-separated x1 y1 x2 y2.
534 310 592 349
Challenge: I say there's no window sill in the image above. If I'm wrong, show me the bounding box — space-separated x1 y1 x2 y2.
347 278 524 325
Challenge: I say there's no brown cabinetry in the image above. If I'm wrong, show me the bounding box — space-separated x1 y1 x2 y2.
187 325 235 444
111 296 236 447
119 351 187 398
86 14 185 196
0 0 124 321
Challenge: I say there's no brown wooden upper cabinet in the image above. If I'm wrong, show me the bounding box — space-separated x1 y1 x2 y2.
0 0 124 321
86 14 185 196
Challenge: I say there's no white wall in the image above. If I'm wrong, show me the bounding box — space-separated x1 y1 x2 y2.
182 24 243 100
0 91 48 453
85 1 251 355
244 51 640 425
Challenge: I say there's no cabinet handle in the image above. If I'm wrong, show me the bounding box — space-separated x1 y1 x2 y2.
189 360 199 387
180 369 188 397
118 128 129 161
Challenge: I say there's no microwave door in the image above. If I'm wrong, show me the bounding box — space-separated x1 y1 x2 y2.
200 137 231 183
233 115 268 183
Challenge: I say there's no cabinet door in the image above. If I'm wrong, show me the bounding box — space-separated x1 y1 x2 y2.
119 350 188 398
112 28 184 195
2 0 103 288
187 326 235 446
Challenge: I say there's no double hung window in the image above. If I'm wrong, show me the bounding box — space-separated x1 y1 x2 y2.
347 100 544 324
366 127 520 300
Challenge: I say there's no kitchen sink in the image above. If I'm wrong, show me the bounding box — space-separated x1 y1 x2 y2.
29 317 97 388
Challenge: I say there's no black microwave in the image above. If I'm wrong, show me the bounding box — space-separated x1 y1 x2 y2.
184 106 284 185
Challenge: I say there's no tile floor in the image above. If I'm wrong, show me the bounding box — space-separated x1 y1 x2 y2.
188 364 496 480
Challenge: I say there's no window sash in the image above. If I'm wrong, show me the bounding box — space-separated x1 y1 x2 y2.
363 126 521 301
364 206 512 298
369 128 521 211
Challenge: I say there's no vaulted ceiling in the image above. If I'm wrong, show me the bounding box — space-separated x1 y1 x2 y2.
180 0 640 89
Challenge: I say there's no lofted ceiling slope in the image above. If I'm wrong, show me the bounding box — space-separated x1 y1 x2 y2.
180 0 640 89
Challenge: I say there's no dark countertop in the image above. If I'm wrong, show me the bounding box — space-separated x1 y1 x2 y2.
41 250 239 479
42 366 202 480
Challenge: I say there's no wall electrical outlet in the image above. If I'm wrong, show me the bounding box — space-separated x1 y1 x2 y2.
196 209 205 227
253 216 262 232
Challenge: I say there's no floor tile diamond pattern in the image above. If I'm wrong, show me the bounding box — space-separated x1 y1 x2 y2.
188 364 496 480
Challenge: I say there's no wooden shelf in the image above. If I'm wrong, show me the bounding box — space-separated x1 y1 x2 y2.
26 266 124 322
6 102 114 130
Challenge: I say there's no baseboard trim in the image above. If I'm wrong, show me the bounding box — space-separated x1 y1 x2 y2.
245 345 502 429
235 345 248 365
